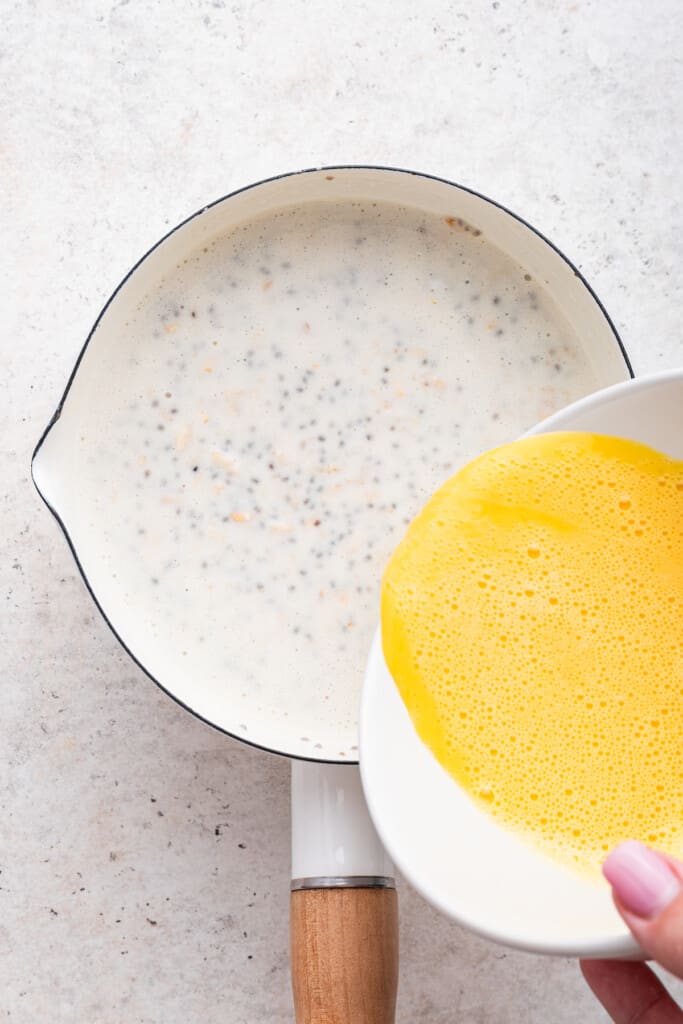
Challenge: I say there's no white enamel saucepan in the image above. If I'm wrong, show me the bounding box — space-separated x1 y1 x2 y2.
32 166 632 1021
362 368 683 961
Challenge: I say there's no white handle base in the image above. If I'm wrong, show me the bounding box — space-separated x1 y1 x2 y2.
291 761 394 886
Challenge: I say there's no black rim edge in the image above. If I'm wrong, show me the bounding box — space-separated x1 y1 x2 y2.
30 164 634 762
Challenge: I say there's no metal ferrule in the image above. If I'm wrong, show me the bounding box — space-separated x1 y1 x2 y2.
291 875 396 892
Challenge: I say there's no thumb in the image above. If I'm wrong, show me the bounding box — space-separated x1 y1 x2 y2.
604 840 683 977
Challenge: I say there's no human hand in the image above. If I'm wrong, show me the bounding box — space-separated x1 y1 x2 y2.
581 840 683 1021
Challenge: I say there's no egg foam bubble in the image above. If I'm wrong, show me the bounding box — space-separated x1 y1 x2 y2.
381 432 683 875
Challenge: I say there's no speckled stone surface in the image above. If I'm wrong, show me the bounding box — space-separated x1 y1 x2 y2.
3 1 683 1021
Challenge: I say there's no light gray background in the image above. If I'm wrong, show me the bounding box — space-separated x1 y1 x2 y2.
3 1 683 1021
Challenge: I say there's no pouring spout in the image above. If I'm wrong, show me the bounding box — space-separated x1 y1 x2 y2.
32 414 67 516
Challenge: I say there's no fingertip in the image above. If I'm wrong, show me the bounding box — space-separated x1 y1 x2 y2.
602 840 681 920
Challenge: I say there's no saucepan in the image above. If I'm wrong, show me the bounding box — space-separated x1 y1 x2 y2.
32 166 632 1020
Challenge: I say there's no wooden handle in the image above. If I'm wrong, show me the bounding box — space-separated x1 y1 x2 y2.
290 887 399 1024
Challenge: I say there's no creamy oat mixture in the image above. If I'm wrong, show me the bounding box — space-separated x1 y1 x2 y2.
77 199 605 754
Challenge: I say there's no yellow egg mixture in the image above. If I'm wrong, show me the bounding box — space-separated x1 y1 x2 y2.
381 432 683 875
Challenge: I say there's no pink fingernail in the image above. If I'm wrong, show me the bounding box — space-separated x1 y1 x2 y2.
603 840 681 919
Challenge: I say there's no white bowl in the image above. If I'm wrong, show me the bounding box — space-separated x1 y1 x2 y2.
360 368 683 957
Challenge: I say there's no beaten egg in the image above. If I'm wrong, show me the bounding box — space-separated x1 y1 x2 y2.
381 432 683 874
